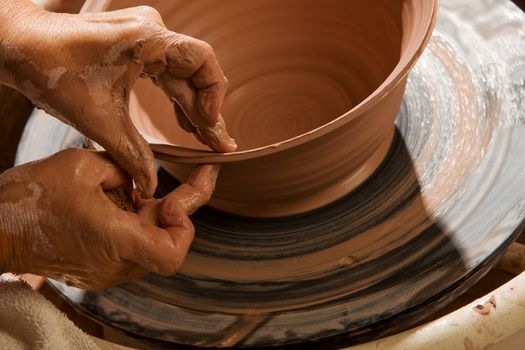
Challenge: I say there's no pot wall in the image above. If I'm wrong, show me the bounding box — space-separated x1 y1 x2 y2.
92 0 437 216
162 78 407 217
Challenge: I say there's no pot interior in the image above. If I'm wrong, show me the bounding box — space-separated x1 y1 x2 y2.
125 0 406 151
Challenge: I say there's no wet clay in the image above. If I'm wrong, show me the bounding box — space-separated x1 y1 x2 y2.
463 337 477 350
118 0 439 216
24 0 525 346
473 296 497 316
105 187 134 212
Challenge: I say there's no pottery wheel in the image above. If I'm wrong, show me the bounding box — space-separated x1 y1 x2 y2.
15 0 525 348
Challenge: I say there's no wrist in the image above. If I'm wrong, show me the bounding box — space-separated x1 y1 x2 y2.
0 226 17 274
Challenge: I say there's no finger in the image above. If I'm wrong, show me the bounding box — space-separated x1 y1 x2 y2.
117 212 195 276
191 54 228 124
55 149 131 190
70 263 146 291
196 114 237 153
160 164 220 217
86 6 166 28
156 75 206 126
90 110 158 198
120 263 148 282
135 196 160 226
156 74 237 152
174 99 228 148
110 165 219 275
164 35 226 124
174 103 196 134
90 152 133 191
128 5 166 28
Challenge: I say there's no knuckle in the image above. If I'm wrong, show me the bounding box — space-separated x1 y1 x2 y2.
178 215 195 235
199 40 214 55
167 36 215 77
60 147 84 159
127 8 164 34
186 219 196 237
157 259 182 276
159 198 178 221
111 130 146 169
133 5 162 23
196 40 215 62
59 148 93 172
191 38 213 58
196 186 212 203
172 39 201 70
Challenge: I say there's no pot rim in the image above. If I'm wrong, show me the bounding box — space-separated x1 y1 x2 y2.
83 0 439 164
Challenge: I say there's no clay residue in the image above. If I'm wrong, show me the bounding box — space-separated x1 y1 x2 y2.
339 256 358 267
44 66 67 89
103 39 132 65
464 336 480 350
473 295 496 315
215 315 270 347
79 64 127 106
21 80 42 99
0 41 47 99
489 295 496 308
0 181 57 263
105 187 134 212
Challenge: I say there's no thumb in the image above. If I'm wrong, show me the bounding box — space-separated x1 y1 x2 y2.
91 111 157 199
160 164 220 219
117 212 195 276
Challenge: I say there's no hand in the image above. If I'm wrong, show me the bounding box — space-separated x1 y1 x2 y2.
0 148 219 291
0 2 236 198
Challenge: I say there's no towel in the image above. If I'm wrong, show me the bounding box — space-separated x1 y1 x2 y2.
0 273 99 350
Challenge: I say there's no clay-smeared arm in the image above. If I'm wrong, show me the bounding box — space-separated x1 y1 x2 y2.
0 148 218 290
0 0 236 198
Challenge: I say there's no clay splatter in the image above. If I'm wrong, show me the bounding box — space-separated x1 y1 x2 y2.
473 295 496 315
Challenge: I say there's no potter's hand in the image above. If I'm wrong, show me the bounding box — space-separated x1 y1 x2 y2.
0 1 236 198
0 148 218 291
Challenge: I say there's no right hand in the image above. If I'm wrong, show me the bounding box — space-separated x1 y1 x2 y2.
0 148 218 291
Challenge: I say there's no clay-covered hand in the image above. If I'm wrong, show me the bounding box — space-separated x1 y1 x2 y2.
0 1 236 198
0 148 219 290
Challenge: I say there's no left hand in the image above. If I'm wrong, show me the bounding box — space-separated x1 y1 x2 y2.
0 148 219 290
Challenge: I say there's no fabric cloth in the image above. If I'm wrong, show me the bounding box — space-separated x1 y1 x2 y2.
0 273 99 350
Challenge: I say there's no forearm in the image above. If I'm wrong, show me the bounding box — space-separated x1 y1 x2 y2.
0 170 31 274
0 224 18 274
33 0 85 14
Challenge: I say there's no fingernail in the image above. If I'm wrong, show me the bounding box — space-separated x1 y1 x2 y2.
229 137 237 147
224 137 237 152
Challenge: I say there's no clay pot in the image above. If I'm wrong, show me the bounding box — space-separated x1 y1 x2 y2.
101 0 438 217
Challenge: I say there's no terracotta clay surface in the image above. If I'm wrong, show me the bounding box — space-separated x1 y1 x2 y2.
15 0 525 348
120 0 437 217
